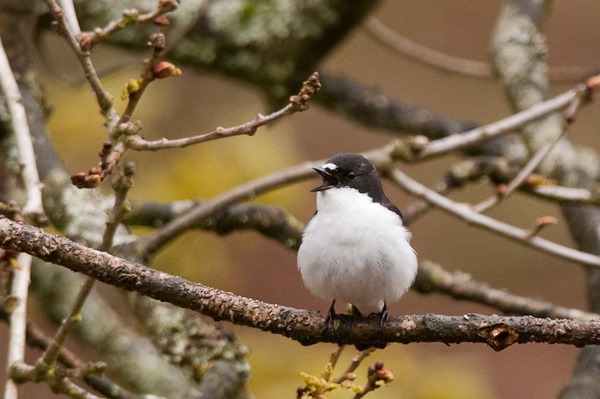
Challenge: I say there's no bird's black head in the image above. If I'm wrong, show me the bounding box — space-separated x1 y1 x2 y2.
311 153 383 197
311 153 403 218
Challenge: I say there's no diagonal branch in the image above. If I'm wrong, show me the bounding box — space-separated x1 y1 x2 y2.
389 167 600 268
126 72 321 151
363 17 491 79
43 0 118 127
363 17 589 82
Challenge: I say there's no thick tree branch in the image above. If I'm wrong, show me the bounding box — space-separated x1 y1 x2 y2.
415 261 599 321
125 200 305 250
127 198 596 322
2 216 600 350
316 72 477 138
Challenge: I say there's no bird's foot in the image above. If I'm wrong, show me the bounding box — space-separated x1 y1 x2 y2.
351 304 363 317
379 303 389 330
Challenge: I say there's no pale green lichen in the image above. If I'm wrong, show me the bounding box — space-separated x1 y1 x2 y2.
207 0 338 45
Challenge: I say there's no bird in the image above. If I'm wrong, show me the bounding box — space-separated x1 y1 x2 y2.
297 153 418 329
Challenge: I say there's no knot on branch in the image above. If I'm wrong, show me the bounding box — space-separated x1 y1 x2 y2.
478 324 519 351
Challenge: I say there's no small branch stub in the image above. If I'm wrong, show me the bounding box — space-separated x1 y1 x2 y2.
478 324 519 351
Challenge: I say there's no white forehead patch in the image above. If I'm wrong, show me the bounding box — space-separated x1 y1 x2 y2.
322 163 337 171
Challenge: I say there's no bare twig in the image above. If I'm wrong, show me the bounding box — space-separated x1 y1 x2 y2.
118 33 175 125
474 83 588 212
527 184 600 204
474 130 566 213
70 34 179 189
328 346 346 375
124 200 305 249
80 0 179 47
127 71 322 151
133 71 320 255
414 260 599 320
44 0 119 126
364 17 588 82
36 162 135 388
415 79 597 160
333 348 376 384
363 17 490 79
389 167 600 268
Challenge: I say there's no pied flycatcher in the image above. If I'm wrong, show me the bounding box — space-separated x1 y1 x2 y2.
297 153 418 324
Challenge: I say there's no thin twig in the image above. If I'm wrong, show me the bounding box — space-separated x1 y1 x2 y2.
15 319 142 399
474 131 566 213
528 185 600 204
35 277 96 374
44 0 119 127
389 167 600 268
128 107 295 151
333 348 376 384
80 0 179 47
70 34 179 189
36 162 135 375
4 254 32 399
127 71 322 151
118 33 173 125
474 84 587 213
328 346 346 376
363 17 490 79
416 81 594 160
364 17 588 82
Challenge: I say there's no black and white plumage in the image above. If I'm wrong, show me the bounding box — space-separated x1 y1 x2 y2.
297 153 418 319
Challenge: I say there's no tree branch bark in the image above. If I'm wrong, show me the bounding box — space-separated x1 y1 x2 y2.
2 215 600 350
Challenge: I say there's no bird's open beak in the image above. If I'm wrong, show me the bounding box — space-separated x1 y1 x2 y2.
311 167 338 192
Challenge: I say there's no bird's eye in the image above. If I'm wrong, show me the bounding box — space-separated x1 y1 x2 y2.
347 171 356 180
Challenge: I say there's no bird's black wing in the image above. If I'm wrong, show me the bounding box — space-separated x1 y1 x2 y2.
382 198 404 220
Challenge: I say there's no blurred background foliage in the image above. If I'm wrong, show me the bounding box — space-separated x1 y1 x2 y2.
3 0 600 397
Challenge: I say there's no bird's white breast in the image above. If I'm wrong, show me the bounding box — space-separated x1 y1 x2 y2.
297 187 418 315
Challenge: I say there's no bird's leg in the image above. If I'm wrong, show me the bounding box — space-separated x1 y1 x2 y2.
323 300 338 335
379 302 389 329
351 305 363 317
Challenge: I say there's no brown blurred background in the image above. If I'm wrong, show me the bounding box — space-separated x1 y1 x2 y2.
2 1 600 398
